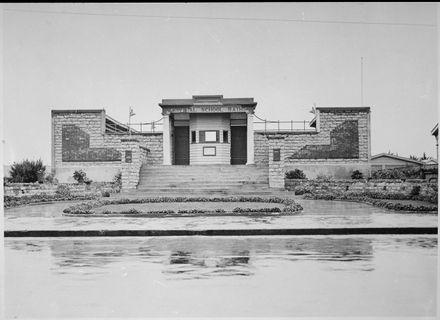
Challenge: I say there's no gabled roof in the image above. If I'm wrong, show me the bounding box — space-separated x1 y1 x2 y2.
431 123 438 136
370 153 424 165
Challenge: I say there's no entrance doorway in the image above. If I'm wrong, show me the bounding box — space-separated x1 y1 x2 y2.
174 126 190 165
230 126 247 164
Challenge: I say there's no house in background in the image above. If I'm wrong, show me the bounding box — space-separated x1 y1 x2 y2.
421 158 438 165
431 123 438 161
370 153 424 172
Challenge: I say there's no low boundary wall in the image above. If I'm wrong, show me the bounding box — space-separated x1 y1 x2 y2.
285 179 437 200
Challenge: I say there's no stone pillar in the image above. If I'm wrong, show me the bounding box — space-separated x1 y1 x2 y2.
246 113 254 165
162 114 171 165
268 135 286 189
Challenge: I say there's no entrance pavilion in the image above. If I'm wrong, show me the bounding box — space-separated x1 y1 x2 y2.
159 95 256 165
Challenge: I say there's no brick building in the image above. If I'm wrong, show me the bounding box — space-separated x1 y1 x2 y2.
51 95 371 190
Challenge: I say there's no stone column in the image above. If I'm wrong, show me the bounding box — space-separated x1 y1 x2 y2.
246 112 254 165
162 114 171 165
268 135 286 189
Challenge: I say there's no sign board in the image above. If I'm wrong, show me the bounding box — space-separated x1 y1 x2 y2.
203 146 216 156
163 105 252 114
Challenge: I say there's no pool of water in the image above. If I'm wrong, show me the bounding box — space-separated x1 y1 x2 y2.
4 199 438 230
4 235 437 318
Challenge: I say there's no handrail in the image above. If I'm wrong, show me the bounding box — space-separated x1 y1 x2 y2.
254 113 315 133
107 115 315 134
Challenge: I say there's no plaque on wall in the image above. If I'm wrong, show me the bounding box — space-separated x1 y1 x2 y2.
203 146 216 156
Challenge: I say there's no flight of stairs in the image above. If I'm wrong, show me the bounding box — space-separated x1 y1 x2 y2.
135 164 270 195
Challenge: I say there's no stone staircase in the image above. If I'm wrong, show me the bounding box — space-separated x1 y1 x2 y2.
135 164 270 195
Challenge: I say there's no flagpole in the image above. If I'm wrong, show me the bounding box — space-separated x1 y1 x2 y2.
128 106 132 136
361 56 364 106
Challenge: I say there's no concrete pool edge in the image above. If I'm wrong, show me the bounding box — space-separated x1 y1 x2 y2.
4 227 438 237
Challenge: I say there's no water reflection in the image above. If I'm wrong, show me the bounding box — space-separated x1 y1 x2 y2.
6 236 437 281
13 236 376 279
5 235 437 317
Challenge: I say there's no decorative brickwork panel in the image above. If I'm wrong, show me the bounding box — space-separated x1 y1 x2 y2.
62 125 122 162
125 150 132 163
288 120 359 159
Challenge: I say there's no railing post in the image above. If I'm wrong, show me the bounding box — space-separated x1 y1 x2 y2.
278 120 280 131
291 120 293 131
303 120 306 131
264 120 267 133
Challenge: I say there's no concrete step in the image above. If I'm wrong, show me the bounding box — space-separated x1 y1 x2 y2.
137 183 271 188
134 188 273 194
137 164 270 191
139 179 268 184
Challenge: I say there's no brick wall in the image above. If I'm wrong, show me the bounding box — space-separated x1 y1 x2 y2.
52 110 163 188
257 107 371 183
254 132 269 166
4 182 114 197
284 108 370 162
285 179 437 200
62 124 122 162
267 135 286 188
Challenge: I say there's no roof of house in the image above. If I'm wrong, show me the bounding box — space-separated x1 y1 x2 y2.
431 123 438 136
370 153 424 165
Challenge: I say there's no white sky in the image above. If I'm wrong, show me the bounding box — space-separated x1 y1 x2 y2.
2 3 438 165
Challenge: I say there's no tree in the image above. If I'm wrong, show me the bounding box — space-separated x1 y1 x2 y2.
9 159 46 183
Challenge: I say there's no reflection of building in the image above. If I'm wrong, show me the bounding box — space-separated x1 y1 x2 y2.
39 236 374 279
370 153 424 172
51 95 371 189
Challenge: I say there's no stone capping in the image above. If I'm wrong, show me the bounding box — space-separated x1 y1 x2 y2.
51 109 105 115
316 107 371 113
160 96 257 107
107 132 163 136
255 130 318 135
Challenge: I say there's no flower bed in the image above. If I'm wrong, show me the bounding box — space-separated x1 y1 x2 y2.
303 193 437 213
63 196 303 216
4 193 99 208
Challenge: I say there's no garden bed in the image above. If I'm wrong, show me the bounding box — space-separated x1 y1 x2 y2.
303 193 437 213
63 196 303 217
4 194 99 209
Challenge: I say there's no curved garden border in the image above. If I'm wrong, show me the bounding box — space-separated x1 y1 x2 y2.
303 194 437 213
63 196 303 217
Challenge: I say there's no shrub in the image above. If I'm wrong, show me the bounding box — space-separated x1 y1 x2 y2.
316 174 333 181
101 191 111 197
351 170 364 179
9 159 46 183
410 185 421 196
44 172 56 184
3 176 11 186
371 166 424 180
112 172 122 192
285 169 306 179
73 170 92 185
56 184 72 197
